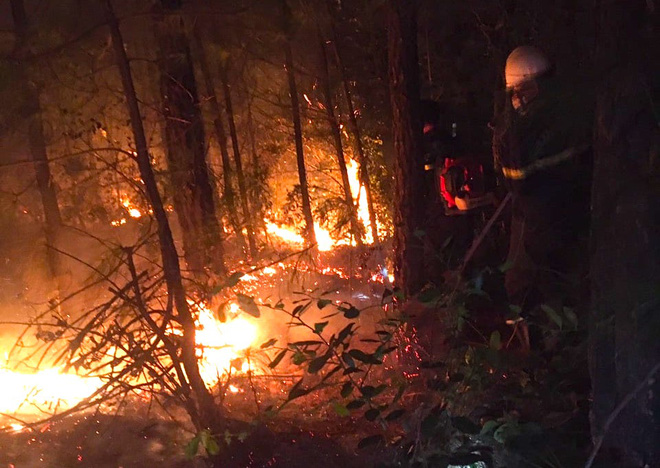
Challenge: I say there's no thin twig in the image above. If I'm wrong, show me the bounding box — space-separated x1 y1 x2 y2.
584 360 660 468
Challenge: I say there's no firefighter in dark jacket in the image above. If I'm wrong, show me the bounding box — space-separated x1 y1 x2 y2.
493 46 593 344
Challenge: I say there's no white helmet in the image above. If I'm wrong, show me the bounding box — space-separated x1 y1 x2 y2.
504 46 551 89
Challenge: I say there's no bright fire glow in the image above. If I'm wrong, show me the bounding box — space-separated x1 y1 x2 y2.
265 158 377 250
120 197 142 218
191 302 259 386
0 366 102 416
265 220 348 252
0 301 259 421
346 158 374 244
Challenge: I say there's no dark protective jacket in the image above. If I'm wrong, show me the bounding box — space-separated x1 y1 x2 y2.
494 76 594 308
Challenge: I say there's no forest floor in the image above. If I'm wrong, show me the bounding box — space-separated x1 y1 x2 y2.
0 241 599 468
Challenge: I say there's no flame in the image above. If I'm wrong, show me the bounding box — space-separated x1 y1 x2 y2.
120 197 142 218
346 158 373 244
0 300 259 421
265 220 346 252
0 366 102 417
190 302 259 386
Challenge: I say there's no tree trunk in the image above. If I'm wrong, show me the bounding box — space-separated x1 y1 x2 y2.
589 1 660 465
103 0 221 433
325 0 379 243
218 61 258 258
387 0 426 297
152 0 225 275
10 0 64 286
282 0 316 248
317 31 363 246
190 25 248 259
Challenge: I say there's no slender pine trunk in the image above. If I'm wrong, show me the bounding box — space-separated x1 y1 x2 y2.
152 0 225 275
218 61 258 258
190 25 248 259
325 3 379 242
281 3 316 248
10 0 65 291
317 31 363 245
103 0 221 432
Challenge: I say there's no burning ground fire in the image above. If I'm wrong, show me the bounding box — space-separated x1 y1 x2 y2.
0 301 260 429
266 158 381 250
0 161 391 431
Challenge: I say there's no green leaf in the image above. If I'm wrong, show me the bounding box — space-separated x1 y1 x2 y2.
385 409 405 421
268 348 287 368
494 421 522 444
211 271 244 293
292 351 306 365
290 340 324 347
292 303 311 316
337 323 355 343
260 338 277 349
499 260 514 272
308 353 331 374
489 331 502 350
317 299 332 309
418 287 443 305
346 399 365 410
332 402 349 417
357 434 384 449
314 321 329 334
392 383 406 404
185 435 200 459
236 293 260 318
349 349 382 365
224 271 245 288
287 379 311 401
541 304 563 329
563 307 578 329
451 416 480 435
341 382 354 398
200 430 220 455
364 408 380 421
480 420 500 435
343 306 360 319
341 353 356 368
360 384 387 399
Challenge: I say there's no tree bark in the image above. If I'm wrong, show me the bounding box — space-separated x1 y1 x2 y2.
317 31 363 246
103 0 221 433
190 25 248 259
387 0 426 297
282 0 316 248
218 61 258 258
10 0 64 285
152 0 225 275
589 1 660 464
326 1 379 243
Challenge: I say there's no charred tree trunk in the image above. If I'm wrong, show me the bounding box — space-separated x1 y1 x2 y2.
589 1 660 465
190 26 248 259
326 1 379 243
218 61 258 258
317 32 363 246
152 0 225 275
103 0 221 434
387 0 426 297
10 0 64 286
282 0 316 248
